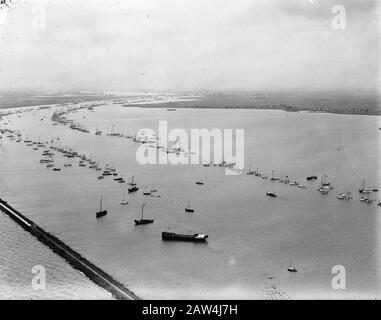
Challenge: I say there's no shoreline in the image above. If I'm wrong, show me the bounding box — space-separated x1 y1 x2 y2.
125 102 381 117
1 93 380 117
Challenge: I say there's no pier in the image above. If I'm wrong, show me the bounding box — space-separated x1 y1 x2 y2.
0 198 139 300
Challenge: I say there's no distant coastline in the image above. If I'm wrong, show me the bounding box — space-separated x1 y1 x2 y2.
130 102 381 116
1 92 380 116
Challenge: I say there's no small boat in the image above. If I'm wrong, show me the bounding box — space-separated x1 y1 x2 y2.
95 128 102 135
246 163 254 175
185 200 194 213
120 192 128 205
128 185 139 193
97 175 104 180
52 167 61 171
143 186 151 196
359 180 371 194
287 260 298 273
96 197 107 218
150 184 158 193
306 175 318 181
195 180 204 185
377 201 381 207
134 203 154 225
270 171 280 181
266 191 277 197
297 184 306 188
128 176 137 186
337 192 353 200
162 231 208 242
360 196 373 204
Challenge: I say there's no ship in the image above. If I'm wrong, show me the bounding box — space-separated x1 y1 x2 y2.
306 175 318 181
266 191 277 197
128 185 139 193
134 203 154 225
96 197 107 218
184 200 194 213
162 231 208 242
287 260 297 272
359 180 371 194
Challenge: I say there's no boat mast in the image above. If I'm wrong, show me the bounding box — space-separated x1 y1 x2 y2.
100 196 102 211
141 203 145 220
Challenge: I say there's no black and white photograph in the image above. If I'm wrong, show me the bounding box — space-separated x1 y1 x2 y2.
0 0 380 306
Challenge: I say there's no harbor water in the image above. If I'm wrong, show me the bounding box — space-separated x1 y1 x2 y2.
0 102 380 299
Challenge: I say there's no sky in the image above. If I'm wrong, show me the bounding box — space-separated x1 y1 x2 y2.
0 0 379 92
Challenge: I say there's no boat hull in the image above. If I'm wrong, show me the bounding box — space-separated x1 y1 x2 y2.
162 232 208 242
134 219 154 225
96 210 107 218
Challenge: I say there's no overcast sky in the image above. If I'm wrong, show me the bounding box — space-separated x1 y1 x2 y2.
0 0 379 92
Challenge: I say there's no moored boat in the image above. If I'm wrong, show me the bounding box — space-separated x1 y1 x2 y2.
96 197 107 218
162 231 208 242
185 200 194 213
134 203 154 225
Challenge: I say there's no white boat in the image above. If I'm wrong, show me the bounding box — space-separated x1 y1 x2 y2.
337 192 353 200
287 260 297 272
120 192 128 205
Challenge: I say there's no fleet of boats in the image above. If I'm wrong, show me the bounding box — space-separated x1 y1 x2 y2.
2 104 380 255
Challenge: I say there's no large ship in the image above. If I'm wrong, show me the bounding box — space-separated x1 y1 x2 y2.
162 231 208 242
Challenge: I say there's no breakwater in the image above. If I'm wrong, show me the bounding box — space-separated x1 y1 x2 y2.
0 198 139 300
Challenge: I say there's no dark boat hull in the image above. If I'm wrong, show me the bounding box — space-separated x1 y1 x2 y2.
266 192 276 197
162 231 208 242
134 219 154 225
96 210 107 218
128 187 139 193
185 208 194 213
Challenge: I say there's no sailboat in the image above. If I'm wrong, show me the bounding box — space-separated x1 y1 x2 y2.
359 180 371 194
143 185 151 195
96 197 107 218
128 176 137 186
360 194 373 204
134 203 154 225
270 170 279 181
246 163 254 175
287 260 297 272
120 192 128 205
185 200 195 213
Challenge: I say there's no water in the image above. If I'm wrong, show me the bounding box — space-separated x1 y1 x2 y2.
0 102 380 299
0 213 113 299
